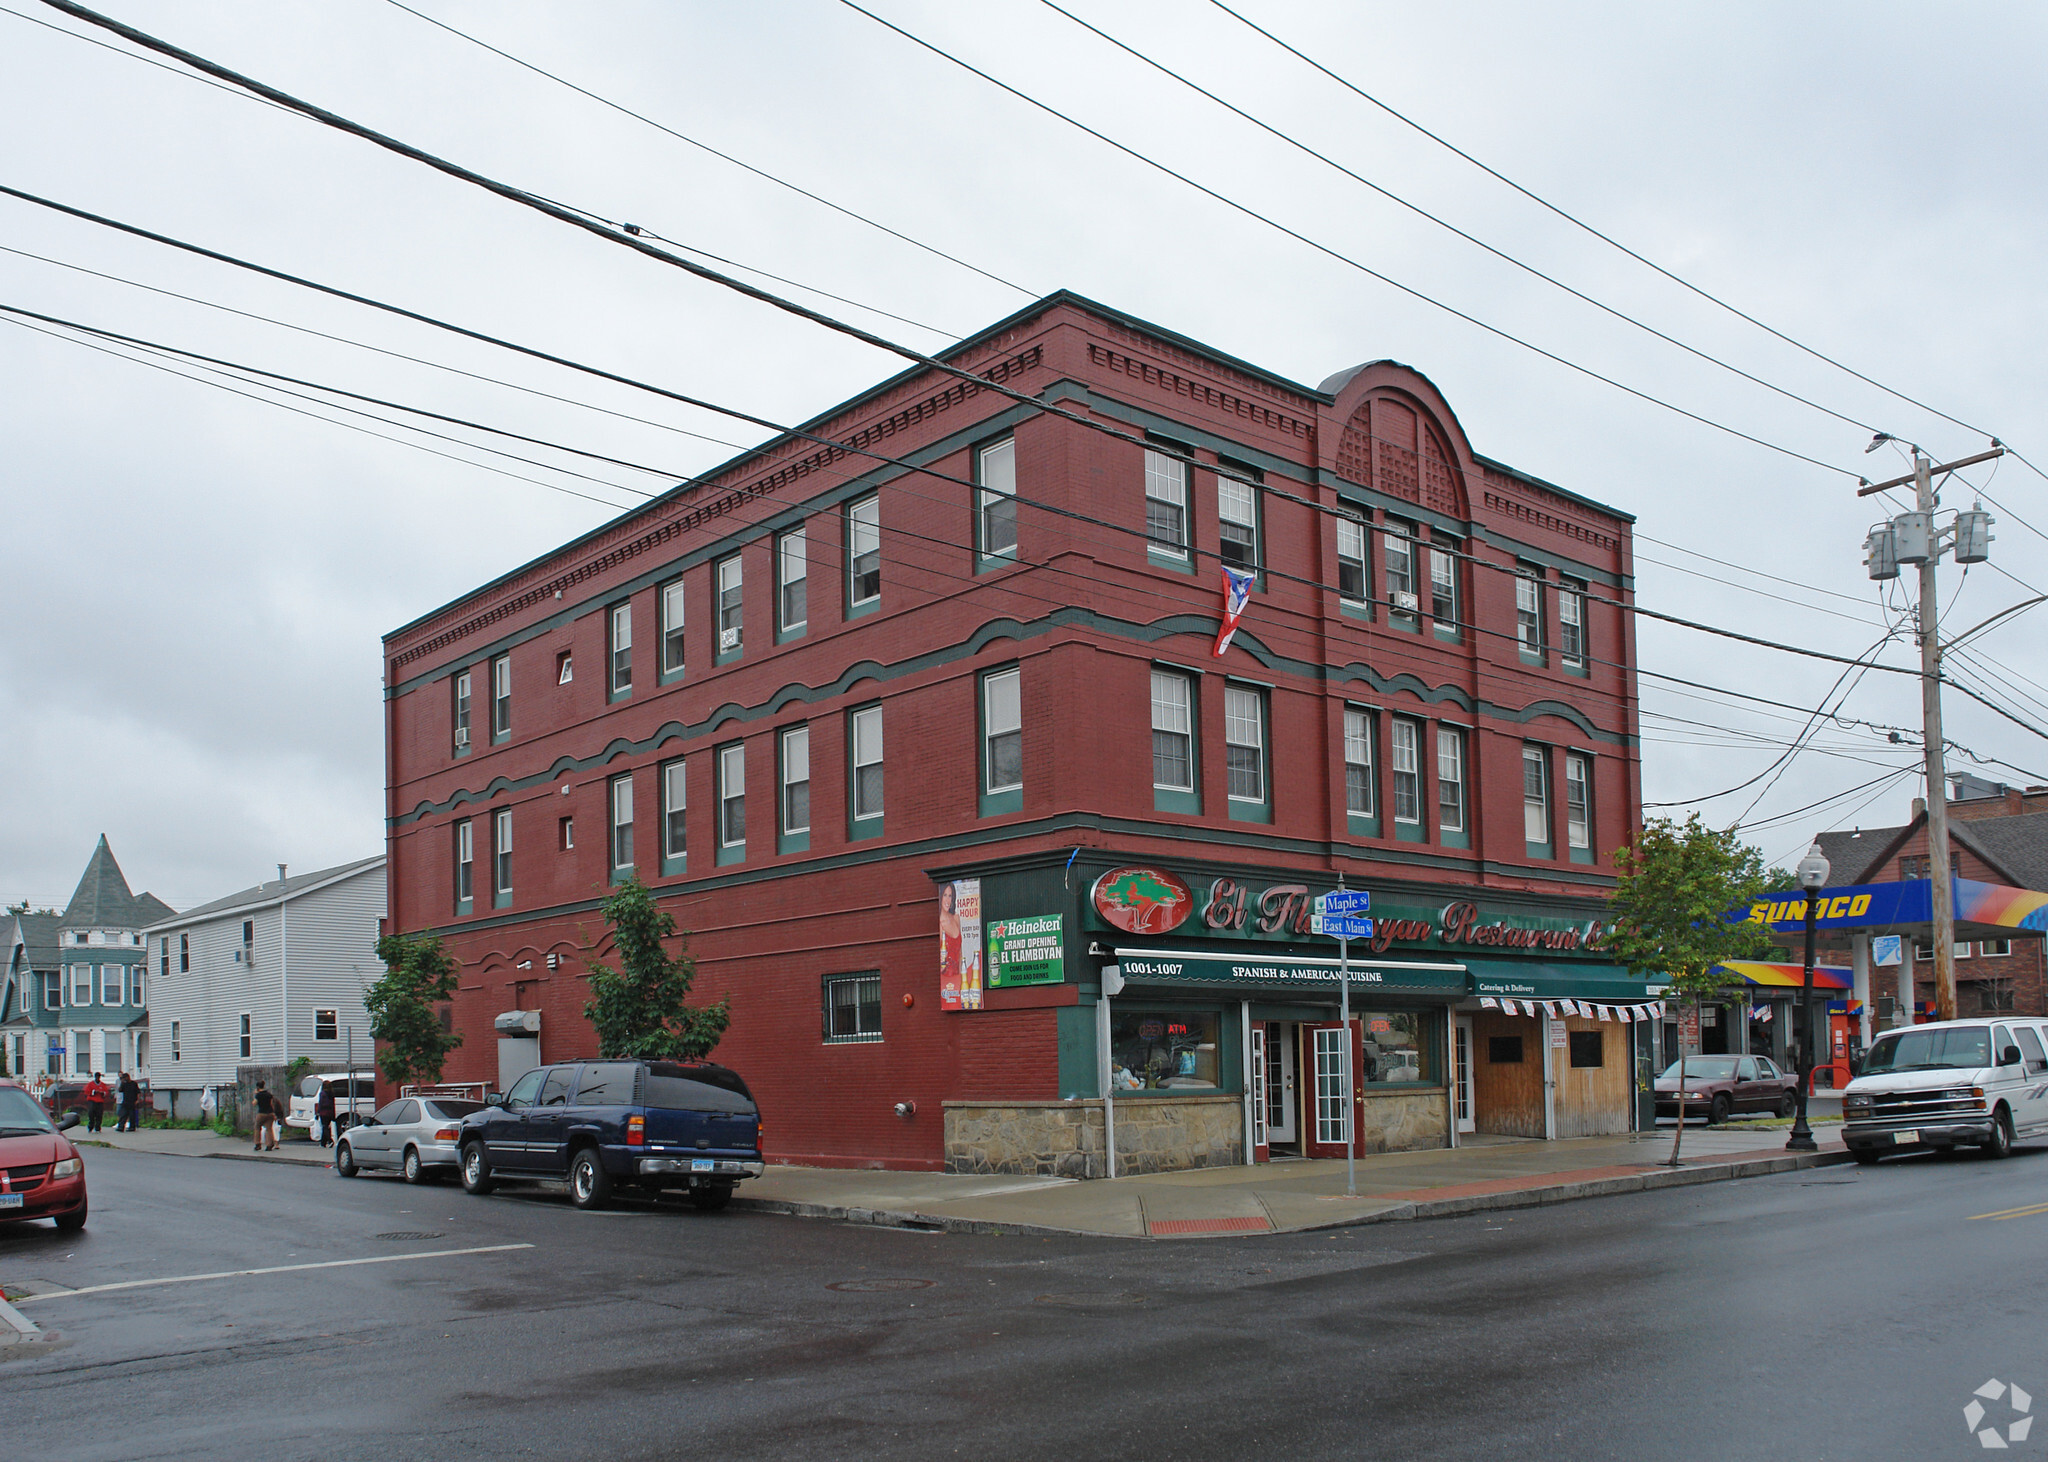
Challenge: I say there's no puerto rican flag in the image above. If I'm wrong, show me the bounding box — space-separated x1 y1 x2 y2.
1214 566 1257 657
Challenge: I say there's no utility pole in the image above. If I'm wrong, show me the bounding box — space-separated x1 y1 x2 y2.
1861 442 2004 1024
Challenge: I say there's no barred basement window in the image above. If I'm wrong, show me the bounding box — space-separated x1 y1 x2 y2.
823 974 883 1043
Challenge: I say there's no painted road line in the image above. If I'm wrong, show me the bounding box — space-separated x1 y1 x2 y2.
1966 1201 2048 1221
14 1242 534 1303
0 1293 41 1336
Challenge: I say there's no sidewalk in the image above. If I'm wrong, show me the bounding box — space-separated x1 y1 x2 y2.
76 1119 1848 1238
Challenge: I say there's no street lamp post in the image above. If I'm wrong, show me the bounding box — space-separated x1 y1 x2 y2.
1787 843 1831 1153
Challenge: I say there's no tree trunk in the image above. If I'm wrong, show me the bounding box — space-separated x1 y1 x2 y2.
1665 998 1695 1166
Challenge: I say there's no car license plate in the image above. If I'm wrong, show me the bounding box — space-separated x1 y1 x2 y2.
691 1158 715 1173
1894 1129 1919 1145
0 1193 22 1209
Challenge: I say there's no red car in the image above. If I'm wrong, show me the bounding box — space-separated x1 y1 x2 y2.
0 1083 88 1230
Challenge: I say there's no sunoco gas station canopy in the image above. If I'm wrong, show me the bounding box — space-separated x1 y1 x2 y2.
1737 877 2048 943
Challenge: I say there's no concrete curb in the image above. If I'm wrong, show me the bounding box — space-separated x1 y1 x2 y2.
728 1196 1095 1240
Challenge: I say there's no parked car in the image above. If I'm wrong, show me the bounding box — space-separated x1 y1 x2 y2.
288 1071 378 1134
1842 1017 2048 1165
0 1083 88 1230
335 1095 486 1184
1653 1055 1799 1124
458 1059 763 1211
38 1081 89 1122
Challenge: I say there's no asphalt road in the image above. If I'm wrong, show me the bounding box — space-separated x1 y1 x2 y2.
5 1143 2045 1461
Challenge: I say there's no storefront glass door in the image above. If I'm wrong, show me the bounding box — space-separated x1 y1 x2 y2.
1303 1020 1358 1160
1265 1025 1298 1148
1454 1017 1475 1134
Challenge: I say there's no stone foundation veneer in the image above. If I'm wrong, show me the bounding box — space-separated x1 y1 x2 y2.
943 1094 1244 1178
1356 1089 1449 1154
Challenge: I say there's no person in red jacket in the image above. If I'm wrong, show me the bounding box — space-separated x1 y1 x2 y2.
83 1072 112 1133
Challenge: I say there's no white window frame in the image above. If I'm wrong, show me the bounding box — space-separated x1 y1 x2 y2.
1983 938 2014 957
1385 520 1416 613
100 963 123 1006
1336 515 1368 604
781 725 811 835
494 807 513 896
609 601 632 695
455 818 474 903
1429 539 1458 626
1343 707 1374 818
1565 751 1593 850
71 962 92 1006
314 1008 338 1041
44 971 61 1012
491 653 511 738
1217 471 1258 569
716 555 743 654
847 493 882 607
171 1020 181 1061
851 705 885 822
983 667 1022 796
1437 726 1466 834
1559 578 1587 668
662 758 687 862
131 964 145 1007
453 668 471 752
239 1012 252 1060
610 773 634 873
1224 684 1266 804
978 437 1018 559
1314 1026 1351 1147
1144 447 1189 558
1391 718 1421 824
718 743 746 849
662 577 688 676
776 527 807 634
1523 745 1551 845
1516 570 1546 657
1150 669 1195 793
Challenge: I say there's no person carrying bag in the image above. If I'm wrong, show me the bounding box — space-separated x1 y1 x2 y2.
252 1081 283 1152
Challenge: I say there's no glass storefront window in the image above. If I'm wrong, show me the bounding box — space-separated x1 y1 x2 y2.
1359 1010 1433 1085
1110 1009 1220 1090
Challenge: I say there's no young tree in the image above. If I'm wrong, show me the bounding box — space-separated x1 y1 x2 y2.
1605 814 1789 1165
366 932 464 1087
583 876 729 1060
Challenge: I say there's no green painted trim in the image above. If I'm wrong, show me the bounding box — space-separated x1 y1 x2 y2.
1526 841 1553 860
660 664 687 686
453 745 471 760
493 889 512 910
778 830 810 856
491 728 509 746
1228 797 1272 825
980 787 1022 818
1155 786 1201 816
1147 544 1195 574
609 864 634 885
1563 661 1590 679
716 841 744 867
1346 813 1380 838
1395 820 1425 844
846 596 879 620
1057 1004 1100 1098
1519 648 1547 668
1389 613 1419 634
1440 827 1471 850
849 815 883 843
1570 845 1594 866
976 550 1018 575
1339 600 1374 624
608 684 631 706
454 898 472 918
774 622 805 646
661 854 687 878
1433 622 1461 644
714 644 743 668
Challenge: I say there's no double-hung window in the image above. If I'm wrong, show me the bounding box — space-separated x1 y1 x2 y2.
847 494 881 609
1559 578 1587 670
1437 727 1466 836
1565 751 1593 856
1218 469 1258 570
239 1013 252 1060
850 705 884 829
453 669 472 754
1151 670 1195 797
662 759 687 868
159 937 170 980
718 743 746 857
1391 718 1421 826
1429 537 1459 633
777 528 806 636
780 726 810 839
455 819 474 907
715 555 743 658
314 1009 338 1041
71 962 91 1006
1523 745 1552 850
179 933 189 973
609 773 634 876
982 667 1022 803
1337 514 1369 607
131 964 145 1008
1516 567 1546 660
1144 447 1189 560
43 972 61 1011
491 654 511 741
1224 685 1266 806
661 577 687 678
101 963 123 1006
1385 520 1417 621
170 1020 180 1061
823 973 883 1044
609 602 633 697
978 437 1018 561
493 807 513 903
1343 707 1375 821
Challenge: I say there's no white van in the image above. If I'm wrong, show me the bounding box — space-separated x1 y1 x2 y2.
287 1071 379 1133
1841 1017 2048 1164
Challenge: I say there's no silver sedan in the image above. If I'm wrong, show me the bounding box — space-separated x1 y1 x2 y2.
335 1097 486 1184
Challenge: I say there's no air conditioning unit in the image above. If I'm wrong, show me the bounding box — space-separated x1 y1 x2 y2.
1391 590 1419 611
718 628 740 651
454 728 470 749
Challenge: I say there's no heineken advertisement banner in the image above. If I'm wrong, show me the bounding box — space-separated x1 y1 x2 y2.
1089 865 1605 956
988 914 1065 988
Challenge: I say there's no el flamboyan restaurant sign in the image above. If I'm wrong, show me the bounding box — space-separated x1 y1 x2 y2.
1089 867 1607 955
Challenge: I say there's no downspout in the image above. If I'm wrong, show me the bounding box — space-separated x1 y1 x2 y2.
279 895 289 1067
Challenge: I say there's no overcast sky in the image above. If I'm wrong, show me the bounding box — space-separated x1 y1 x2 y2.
4 1 2045 911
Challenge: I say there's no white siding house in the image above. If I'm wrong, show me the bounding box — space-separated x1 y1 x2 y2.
144 857 384 1112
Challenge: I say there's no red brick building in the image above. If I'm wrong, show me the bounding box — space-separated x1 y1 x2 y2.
382 292 1650 1174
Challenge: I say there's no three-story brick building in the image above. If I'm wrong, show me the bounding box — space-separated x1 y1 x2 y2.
383 292 1652 1175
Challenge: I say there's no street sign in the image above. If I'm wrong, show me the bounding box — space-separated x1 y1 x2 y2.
1314 890 1371 917
1310 914 1374 939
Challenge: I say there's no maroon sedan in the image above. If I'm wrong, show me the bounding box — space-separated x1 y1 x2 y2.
1653 1055 1800 1125
0 1083 88 1230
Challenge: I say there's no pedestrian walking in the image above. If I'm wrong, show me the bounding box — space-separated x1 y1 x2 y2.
252 1081 283 1152
83 1072 111 1133
116 1071 141 1132
313 1080 337 1147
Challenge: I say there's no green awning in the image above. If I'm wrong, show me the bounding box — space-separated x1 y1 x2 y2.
1464 959 1662 1002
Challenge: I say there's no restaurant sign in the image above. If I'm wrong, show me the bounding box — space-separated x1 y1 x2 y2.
1114 947 1467 993
988 914 1065 988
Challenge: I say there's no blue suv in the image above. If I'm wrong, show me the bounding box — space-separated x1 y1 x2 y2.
458 1059 763 1211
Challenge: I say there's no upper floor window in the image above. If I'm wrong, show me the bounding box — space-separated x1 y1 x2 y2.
132 964 145 1008
1337 515 1369 605
610 774 634 873
978 437 1018 560
847 494 881 608
43 971 61 1011
1218 470 1258 570
491 654 511 740
1385 520 1417 619
662 759 687 864
1523 745 1551 847
716 555 743 656
718 743 747 850
494 807 513 897
1516 568 1546 659
314 1008 338 1041
1151 670 1195 793
1559 578 1587 669
1983 938 2014 957
1437 727 1466 834
453 669 472 753
179 932 189 973
609 602 633 696
851 705 885 823
1565 751 1593 852
1144 447 1189 559
662 577 688 677
777 528 807 635
556 650 573 685
101 963 123 1006
71 962 92 1005
159 936 170 980
1223 685 1266 804
1343 707 1374 818
455 818 474 905
780 727 810 836
1390 718 1421 825
1429 537 1459 628
983 667 1022 796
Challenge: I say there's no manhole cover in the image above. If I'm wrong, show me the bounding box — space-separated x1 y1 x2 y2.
826 1278 936 1293
375 1231 445 1241
1036 1292 1147 1308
